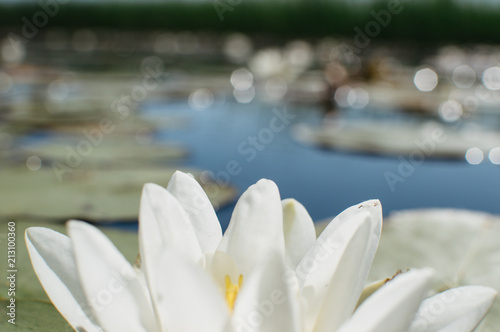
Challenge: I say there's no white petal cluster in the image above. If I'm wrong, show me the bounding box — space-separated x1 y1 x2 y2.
26 171 496 332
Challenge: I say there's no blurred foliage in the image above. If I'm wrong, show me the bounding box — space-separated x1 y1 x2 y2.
0 0 499 43
0 299 73 331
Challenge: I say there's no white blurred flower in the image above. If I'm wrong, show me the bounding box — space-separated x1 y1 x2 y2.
249 41 312 83
26 171 496 331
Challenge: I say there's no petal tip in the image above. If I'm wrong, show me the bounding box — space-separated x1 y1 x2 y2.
254 178 279 193
358 199 382 210
282 198 296 209
66 219 87 229
25 226 61 242
256 178 276 185
468 285 498 300
143 182 164 192
172 170 194 179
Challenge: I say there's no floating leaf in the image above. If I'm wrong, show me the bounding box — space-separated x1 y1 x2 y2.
0 298 73 331
0 167 237 222
2 101 107 126
20 139 187 168
368 209 500 332
293 121 500 159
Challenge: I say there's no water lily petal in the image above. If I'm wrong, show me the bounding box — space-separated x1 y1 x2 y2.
299 200 382 332
138 182 204 321
218 179 284 276
305 212 371 331
338 268 434 332
232 253 301 332
408 286 497 332
68 220 158 332
167 171 222 253
25 227 101 332
139 183 203 263
282 198 316 269
153 250 229 332
356 278 391 308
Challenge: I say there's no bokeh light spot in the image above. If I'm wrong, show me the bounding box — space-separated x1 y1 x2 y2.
230 68 253 90
233 87 255 104
224 33 252 63
488 147 500 164
26 156 42 171
334 85 369 109
482 66 500 90
465 147 483 165
265 77 287 101
189 88 214 111
1 38 25 62
452 65 476 89
414 68 438 92
439 100 462 122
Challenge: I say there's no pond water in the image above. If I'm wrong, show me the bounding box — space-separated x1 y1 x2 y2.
3 36 500 231
142 99 500 230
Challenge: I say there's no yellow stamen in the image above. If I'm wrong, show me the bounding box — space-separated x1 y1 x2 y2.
225 274 243 312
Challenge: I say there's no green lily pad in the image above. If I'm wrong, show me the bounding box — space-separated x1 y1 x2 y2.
0 167 237 222
2 101 108 126
0 298 73 331
34 113 163 134
368 209 500 332
20 139 187 168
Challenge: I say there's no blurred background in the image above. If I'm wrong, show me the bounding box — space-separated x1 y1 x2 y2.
1 0 500 230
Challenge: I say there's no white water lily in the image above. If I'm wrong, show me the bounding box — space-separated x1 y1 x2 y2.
25 171 497 331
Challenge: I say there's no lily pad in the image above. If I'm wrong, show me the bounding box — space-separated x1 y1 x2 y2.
2 101 108 126
0 298 73 331
0 167 237 222
293 120 500 159
364 81 445 114
367 209 500 332
20 139 188 168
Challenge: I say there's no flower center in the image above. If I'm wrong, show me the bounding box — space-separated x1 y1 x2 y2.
225 274 243 312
